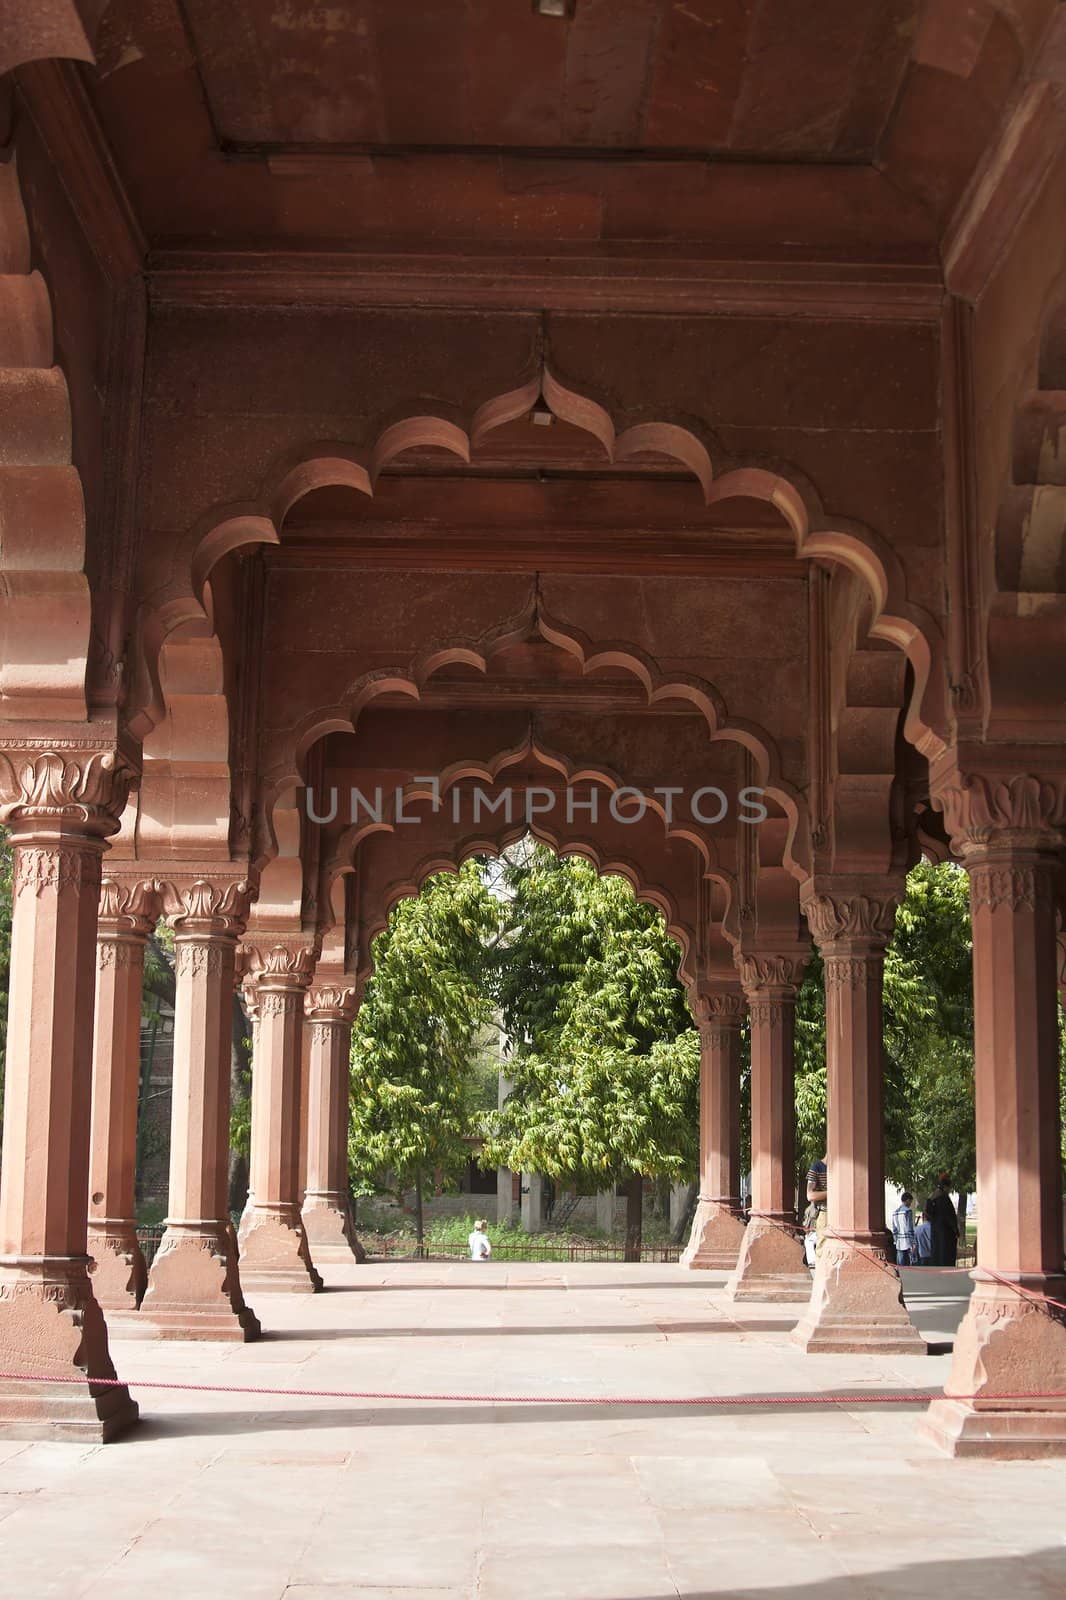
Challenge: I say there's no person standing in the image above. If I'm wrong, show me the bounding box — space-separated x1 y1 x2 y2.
924 1174 959 1267
468 1219 492 1261
806 1154 828 1258
891 1192 918 1267
915 1212 933 1266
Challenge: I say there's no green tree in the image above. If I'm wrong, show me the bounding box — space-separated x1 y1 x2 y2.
348 861 498 1243
483 848 698 1258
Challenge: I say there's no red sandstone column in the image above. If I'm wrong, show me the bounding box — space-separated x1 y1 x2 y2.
87 879 161 1315
792 884 924 1354
140 879 260 1340
0 747 138 1440
238 945 323 1292
681 989 747 1270
725 952 811 1302
301 981 361 1265
922 773 1066 1457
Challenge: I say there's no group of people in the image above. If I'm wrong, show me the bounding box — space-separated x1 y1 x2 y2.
803 1160 960 1269
890 1175 960 1267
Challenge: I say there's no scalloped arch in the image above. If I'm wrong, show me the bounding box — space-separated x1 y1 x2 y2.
347 820 699 993
260 591 805 887
0 155 91 720
135 366 949 833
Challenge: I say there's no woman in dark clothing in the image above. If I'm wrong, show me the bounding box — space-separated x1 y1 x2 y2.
924 1173 959 1267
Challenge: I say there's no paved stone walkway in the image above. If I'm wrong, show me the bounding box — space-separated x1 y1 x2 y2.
1 1262 1063 1599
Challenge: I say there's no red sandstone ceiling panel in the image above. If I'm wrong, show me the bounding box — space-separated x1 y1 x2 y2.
172 0 919 155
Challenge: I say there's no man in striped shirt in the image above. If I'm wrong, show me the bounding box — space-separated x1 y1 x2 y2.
891 1192 918 1266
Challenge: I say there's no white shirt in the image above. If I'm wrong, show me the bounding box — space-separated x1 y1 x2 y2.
469 1230 491 1260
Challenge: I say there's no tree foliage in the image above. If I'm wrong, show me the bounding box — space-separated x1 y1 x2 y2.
482 849 698 1196
348 861 498 1229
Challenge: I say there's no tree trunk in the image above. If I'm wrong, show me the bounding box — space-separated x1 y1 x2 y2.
957 1191 968 1256
670 1181 698 1246
624 1174 643 1262
414 1171 425 1252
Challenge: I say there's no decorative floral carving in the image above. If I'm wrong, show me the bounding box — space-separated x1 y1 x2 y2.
97 938 142 969
163 878 252 936
305 983 358 1022
256 990 301 1018
736 952 807 996
933 772 1066 850
693 989 745 1032
242 941 317 985
0 747 133 830
98 877 162 938
803 891 899 948
746 997 788 1029
13 845 101 899
174 941 231 978
822 955 880 993
968 863 1054 915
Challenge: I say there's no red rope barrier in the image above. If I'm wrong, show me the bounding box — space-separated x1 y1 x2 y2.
1 1370 1066 1406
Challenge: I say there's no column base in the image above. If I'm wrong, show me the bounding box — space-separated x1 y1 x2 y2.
681 1198 747 1271
920 1276 1066 1458
239 1209 323 1293
0 1261 138 1441
138 1225 261 1341
87 1222 148 1313
791 1236 925 1354
724 1215 811 1302
302 1194 364 1264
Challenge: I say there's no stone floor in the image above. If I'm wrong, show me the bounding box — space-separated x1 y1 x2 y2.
1 1262 1064 1599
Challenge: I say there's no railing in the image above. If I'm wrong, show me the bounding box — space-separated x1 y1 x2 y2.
363 1239 683 1264
136 1225 166 1267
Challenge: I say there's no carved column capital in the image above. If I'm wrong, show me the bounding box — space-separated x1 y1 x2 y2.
162 876 253 939
98 877 164 941
801 879 902 954
693 987 745 1045
305 982 359 1025
931 768 1066 857
240 939 319 1017
0 745 134 838
735 950 808 999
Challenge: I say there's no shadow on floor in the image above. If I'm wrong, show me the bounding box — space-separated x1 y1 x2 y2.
603 1548 1066 1600
261 1319 809 1341
128 1391 942 1439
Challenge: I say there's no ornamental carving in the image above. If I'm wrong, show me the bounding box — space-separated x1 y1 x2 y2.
747 997 788 1029
255 989 301 1019
0 748 133 830
736 952 807 996
163 878 253 936
933 773 1066 851
98 877 163 938
97 938 142 970
306 983 358 1023
803 892 899 948
693 990 745 1031
968 863 1054 916
242 941 317 985
13 845 101 899
822 955 880 993
174 940 231 978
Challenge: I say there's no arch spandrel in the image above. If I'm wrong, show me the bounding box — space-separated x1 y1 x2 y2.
342 811 704 996
130 366 949 774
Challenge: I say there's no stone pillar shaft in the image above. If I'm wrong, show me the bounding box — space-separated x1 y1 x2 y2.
301 982 361 1264
792 886 922 1355
681 990 746 1270
87 885 157 1314
239 945 322 1293
0 747 137 1440
140 879 259 1341
923 808 1066 1457
725 954 810 1303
